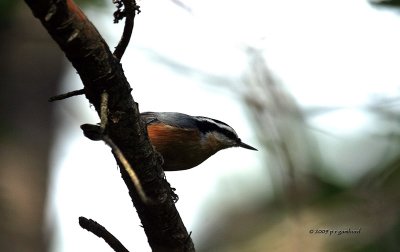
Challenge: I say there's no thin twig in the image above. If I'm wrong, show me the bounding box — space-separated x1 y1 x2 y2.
48 88 85 102
99 91 149 204
113 0 140 61
103 135 150 204
79 217 130 252
79 129 150 230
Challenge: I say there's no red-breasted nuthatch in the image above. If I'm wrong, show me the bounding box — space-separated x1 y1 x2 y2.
141 112 257 171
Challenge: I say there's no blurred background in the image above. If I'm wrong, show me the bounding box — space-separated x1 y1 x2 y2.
1 0 400 251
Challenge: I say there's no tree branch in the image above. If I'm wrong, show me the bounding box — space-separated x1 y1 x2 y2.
113 0 140 61
24 0 194 251
79 217 130 252
48 88 85 102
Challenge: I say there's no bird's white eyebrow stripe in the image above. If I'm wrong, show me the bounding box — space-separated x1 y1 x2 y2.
195 117 238 136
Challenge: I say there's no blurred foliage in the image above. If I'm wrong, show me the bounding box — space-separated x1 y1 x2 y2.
0 0 17 20
370 0 400 7
76 0 108 8
197 47 400 252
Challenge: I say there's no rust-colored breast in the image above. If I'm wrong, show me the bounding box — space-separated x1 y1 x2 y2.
147 123 211 171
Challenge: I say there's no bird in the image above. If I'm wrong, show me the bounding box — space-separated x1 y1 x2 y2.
141 112 257 171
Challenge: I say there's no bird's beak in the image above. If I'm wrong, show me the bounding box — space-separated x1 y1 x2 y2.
238 142 258 151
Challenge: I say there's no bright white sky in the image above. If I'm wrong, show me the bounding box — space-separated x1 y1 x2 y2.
46 0 400 251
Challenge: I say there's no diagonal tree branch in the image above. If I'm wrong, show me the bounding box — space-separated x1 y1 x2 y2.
24 0 194 251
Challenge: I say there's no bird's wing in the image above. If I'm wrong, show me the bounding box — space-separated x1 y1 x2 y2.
140 112 198 129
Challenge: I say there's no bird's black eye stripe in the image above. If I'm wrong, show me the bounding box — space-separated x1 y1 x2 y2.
195 117 238 140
